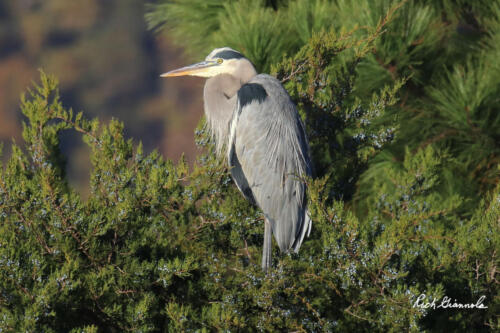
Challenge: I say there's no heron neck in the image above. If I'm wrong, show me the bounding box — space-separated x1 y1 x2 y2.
203 74 243 155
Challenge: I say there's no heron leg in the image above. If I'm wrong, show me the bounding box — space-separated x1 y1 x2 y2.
262 218 272 272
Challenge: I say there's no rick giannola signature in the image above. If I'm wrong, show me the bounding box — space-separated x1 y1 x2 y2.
412 294 488 310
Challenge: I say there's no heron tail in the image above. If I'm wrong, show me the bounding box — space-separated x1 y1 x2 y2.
292 210 312 253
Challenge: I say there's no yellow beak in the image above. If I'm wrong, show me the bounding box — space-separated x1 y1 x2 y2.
160 60 218 77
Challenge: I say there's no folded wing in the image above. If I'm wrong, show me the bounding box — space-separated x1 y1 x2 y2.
228 74 312 252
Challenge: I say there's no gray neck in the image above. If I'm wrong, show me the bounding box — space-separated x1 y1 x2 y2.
203 68 256 154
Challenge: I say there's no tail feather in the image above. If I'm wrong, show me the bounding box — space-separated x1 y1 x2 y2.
292 210 312 253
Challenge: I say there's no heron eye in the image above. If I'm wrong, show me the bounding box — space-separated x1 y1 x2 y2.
217 58 223 64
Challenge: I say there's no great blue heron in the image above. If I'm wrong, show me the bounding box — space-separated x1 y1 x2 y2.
161 47 312 271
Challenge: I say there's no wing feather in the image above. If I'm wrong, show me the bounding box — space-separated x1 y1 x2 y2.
228 74 312 252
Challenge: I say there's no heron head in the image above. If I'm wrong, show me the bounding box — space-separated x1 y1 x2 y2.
160 47 255 79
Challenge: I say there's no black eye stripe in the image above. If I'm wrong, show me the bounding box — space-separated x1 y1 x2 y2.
214 50 244 60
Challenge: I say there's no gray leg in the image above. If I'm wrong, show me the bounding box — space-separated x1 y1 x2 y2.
262 219 272 271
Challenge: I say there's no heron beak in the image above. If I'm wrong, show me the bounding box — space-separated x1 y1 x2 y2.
160 61 218 78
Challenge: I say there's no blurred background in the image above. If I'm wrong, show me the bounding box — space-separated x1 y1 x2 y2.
0 0 203 193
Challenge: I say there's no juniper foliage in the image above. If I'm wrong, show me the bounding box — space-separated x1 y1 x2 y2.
0 0 499 332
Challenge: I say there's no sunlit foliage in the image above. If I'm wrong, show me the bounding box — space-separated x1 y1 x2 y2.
0 0 499 331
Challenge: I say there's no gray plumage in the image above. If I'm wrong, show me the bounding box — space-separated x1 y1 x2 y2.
161 47 312 271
